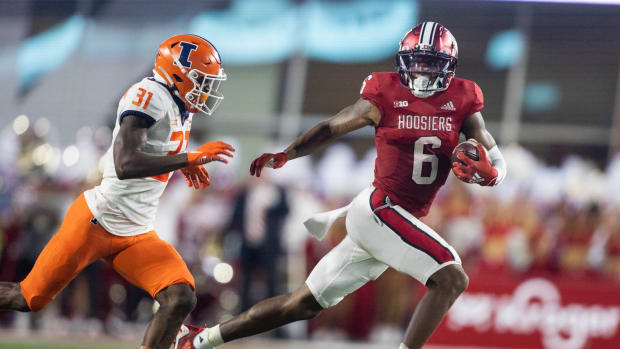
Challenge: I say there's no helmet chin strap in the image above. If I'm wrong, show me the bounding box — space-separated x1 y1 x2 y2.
412 90 435 98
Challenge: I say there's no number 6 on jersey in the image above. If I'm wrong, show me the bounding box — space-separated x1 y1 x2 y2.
412 136 441 185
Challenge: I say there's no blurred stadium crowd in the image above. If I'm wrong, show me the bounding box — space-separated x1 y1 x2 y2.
2 115 620 344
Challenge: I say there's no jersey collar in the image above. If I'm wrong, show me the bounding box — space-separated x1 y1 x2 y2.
148 77 190 124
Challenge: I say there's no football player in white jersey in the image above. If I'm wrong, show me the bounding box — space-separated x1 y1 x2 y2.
0 34 233 349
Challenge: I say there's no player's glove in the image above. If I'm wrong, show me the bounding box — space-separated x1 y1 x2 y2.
452 143 498 186
249 152 288 177
180 165 210 189
187 141 235 166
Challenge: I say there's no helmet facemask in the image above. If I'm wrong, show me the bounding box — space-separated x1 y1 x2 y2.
396 51 455 98
185 68 226 115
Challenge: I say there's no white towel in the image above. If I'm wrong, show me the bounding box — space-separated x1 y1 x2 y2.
303 204 351 240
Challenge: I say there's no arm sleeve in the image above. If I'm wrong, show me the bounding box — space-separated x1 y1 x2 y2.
469 82 484 115
118 81 166 127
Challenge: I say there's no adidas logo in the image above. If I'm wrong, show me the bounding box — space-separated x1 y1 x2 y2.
440 101 456 111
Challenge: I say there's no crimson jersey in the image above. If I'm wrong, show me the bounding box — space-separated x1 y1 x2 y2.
360 72 484 217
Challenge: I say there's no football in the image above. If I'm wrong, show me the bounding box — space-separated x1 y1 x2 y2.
451 139 480 165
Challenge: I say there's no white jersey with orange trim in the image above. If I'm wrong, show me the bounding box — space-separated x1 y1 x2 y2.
84 76 193 236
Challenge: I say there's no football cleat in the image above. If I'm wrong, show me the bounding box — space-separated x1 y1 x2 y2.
174 324 211 349
395 22 458 98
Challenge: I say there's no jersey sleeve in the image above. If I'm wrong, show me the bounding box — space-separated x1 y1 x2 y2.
118 81 166 127
469 82 484 115
360 73 382 109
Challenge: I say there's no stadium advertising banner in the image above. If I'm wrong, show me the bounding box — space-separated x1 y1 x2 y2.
428 275 620 349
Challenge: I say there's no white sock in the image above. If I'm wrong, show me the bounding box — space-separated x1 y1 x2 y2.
399 344 410 349
194 324 224 348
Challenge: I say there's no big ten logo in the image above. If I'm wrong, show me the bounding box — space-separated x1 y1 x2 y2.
152 130 190 182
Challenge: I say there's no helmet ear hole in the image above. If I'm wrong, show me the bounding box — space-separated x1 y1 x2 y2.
173 74 184 82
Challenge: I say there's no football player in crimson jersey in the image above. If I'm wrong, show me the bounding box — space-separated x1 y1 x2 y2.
0 35 234 349
176 22 506 349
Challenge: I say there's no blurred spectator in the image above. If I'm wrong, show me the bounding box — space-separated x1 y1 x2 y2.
596 208 620 278
505 197 543 273
478 197 514 274
227 175 289 312
556 203 600 276
437 181 484 271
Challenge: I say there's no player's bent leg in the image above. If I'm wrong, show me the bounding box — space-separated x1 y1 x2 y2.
18 194 112 312
179 216 387 349
176 284 324 349
402 264 468 349
221 216 386 340
143 283 196 349
174 285 322 349
345 187 465 349
221 283 322 342
0 282 29 312
108 231 196 349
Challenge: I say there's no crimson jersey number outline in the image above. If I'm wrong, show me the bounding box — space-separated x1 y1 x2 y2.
412 136 441 185
131 88 154 110
152 130 190 182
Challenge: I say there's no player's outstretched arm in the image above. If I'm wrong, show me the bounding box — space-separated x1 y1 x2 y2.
249 98 380 177
285 98 380 160
113 115 233 180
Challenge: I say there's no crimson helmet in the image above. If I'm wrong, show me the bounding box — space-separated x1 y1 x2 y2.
395 22 458 98
154 34 226 115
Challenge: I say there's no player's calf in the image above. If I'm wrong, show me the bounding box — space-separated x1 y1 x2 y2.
401 265 469 349
176 284 324 349
223 284 323 342
273 285 323 323
0 282 29 312
143 283 197 349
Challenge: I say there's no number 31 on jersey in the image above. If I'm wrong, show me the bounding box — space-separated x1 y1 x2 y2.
132 88 153 110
